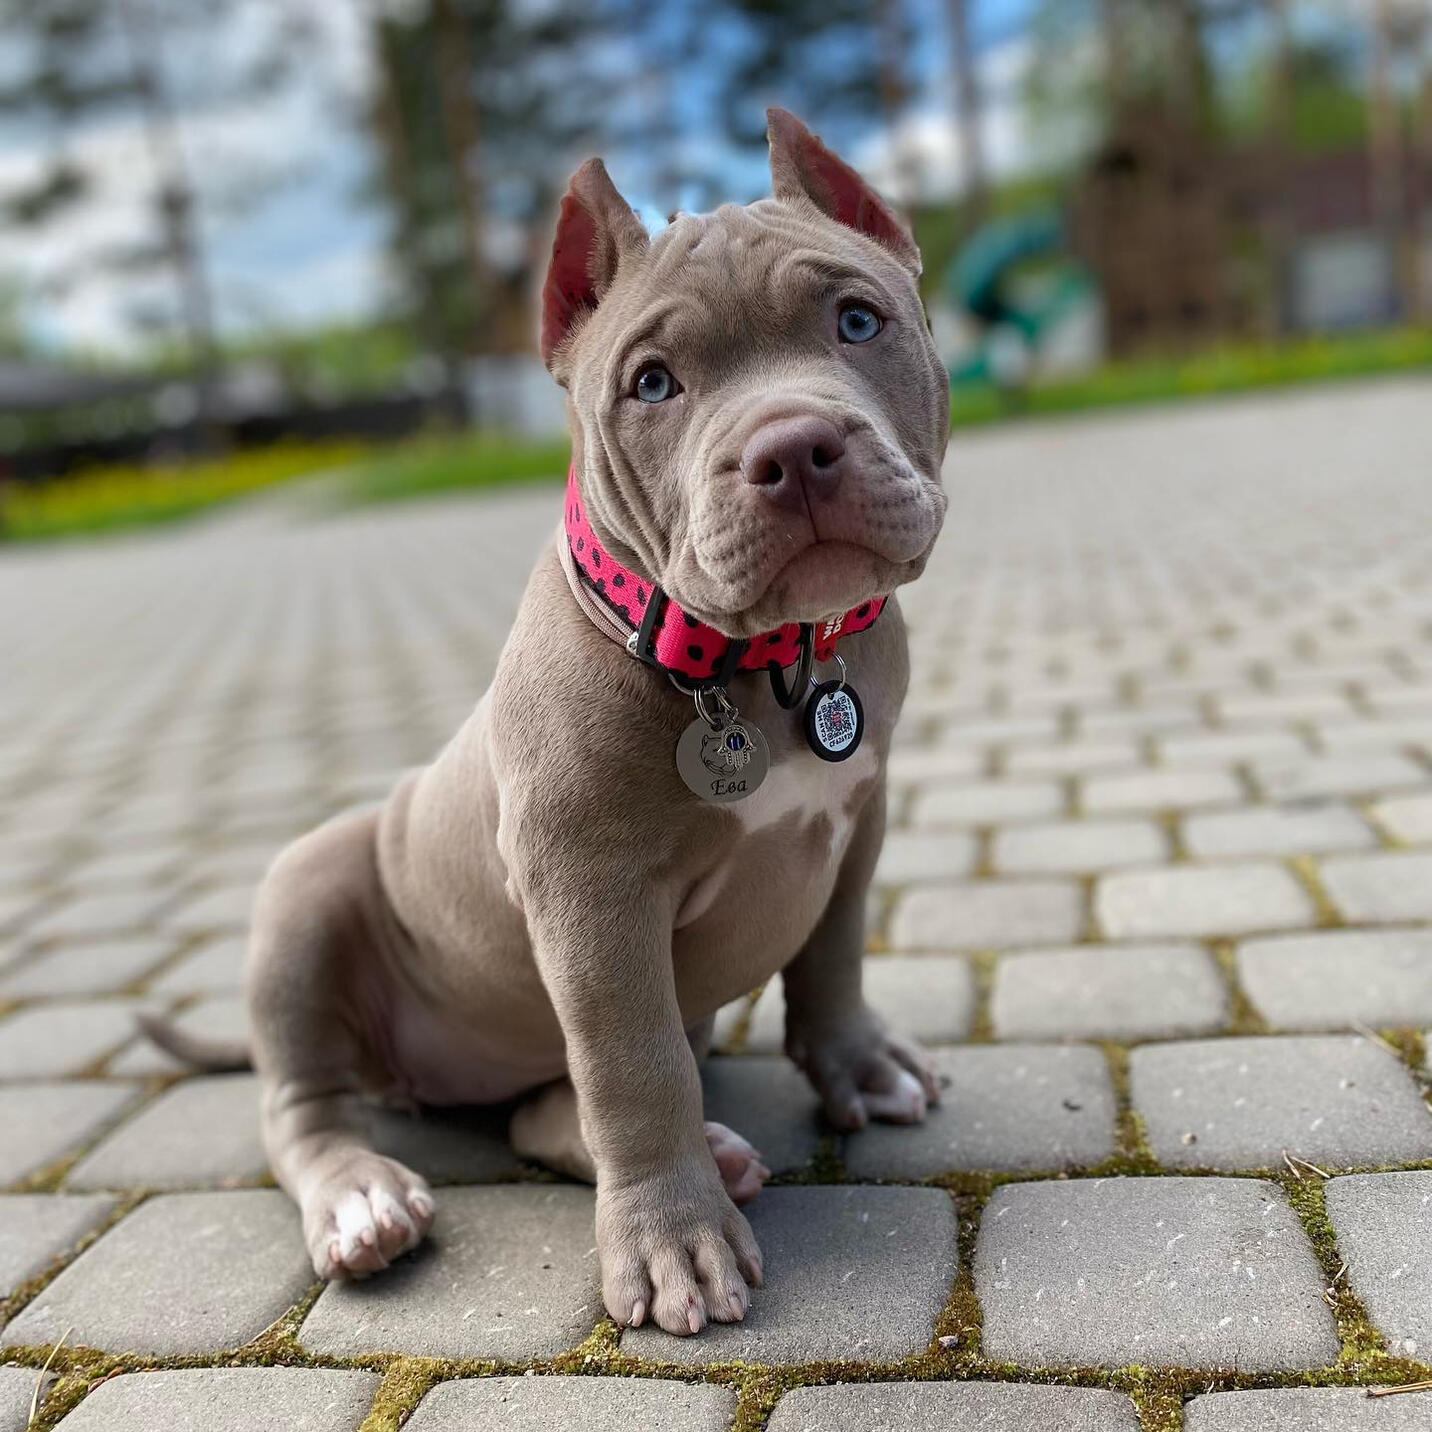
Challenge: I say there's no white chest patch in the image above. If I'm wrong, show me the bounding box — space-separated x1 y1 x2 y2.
674 745 878 930
734 745 877 845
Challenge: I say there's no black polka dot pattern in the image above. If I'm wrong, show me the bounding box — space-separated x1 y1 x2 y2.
563 465 886 679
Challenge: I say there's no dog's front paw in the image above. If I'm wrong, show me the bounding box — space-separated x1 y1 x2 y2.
789 1008 941 1131
597 1158 763 1336
300 1151 435 1280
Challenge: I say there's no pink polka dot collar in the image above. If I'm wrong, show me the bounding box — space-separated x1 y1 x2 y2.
564 465 885 686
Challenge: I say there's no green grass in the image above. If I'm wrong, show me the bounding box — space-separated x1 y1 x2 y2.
339 431 570 504
0 440 365 542
951 324 1432 429
0 431 569 543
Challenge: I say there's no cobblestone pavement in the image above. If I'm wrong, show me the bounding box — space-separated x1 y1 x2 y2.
3 379 1432 1429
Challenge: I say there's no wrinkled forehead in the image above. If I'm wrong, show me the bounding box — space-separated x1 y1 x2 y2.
571 199 915 394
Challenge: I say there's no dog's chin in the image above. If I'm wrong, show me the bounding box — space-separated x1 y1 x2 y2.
719 541 916 635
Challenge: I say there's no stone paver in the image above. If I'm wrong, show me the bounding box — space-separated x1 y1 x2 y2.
1326 1171 1432 1359
844 1044 1116 1176
992 818 1166 873
1096 863 1314 938
1185 1387 1432 1430
1160 729 1308 764
1237 929 1432 1029
1372 791 1432 843
1004 739 1141 776
405 1378 737 1432
742 954 975 1052
1131 1037 1432 1170
623 1186 957 1365
2 1190 311 1354
0 1082 140 1184
766 1383 1140 1431
861 953 977 1042
65 1074 267 1191
148 935 246 995
887 747 984 783
913 779 1064 827
19 892 172 944
0 1001 158 1079
976 1177 1338 1369
0 1194 116 1295
873 830 978 883
1182 803 1376 858
0 937 174 999
700 1056 821 1173
366 1104 522 1185
1082 768 1243 815
892 880 1085 950
1320 851 1432 923
0 1368 49 1432
161 885 255 938
991 943 1227 1041
1317 718 1432 754
301 1186 602 1360
51 1368 381 1432
1253 753 1428 801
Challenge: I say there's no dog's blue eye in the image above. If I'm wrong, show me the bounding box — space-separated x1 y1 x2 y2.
635 364 677 403
838 304 881 344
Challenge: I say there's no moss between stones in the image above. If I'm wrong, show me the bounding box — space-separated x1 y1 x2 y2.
963 950 998 1043
1208 939 1269 1036
358 1357 447 1432
1098 1042 1161 1172
1381 1028 1427 1083
1075 874 1099 943
1285 855 1343 929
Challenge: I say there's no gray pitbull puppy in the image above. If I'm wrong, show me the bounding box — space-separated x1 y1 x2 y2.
152 108 949 1337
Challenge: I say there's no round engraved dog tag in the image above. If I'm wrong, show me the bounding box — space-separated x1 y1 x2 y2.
676 716 769 802
804 679 864 762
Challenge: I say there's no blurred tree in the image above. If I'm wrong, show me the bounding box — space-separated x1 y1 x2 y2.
703 0 898 154
0 0 323 434
362 0 615 374
0 277 33 359
946 0 987 226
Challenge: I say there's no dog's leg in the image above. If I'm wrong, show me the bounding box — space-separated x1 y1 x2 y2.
781 786 941 1130
510 1019 771 1204
247 813 435 1280
516 873 763 1336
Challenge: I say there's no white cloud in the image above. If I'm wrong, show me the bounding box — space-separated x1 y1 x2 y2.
0 0 384 357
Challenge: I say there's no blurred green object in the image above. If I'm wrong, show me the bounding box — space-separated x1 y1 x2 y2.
945 208 1093 387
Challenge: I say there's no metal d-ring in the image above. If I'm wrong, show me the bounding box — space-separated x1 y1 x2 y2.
768 622 814 709
692 684 738 730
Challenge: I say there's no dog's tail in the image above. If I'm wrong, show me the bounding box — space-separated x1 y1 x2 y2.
135 1012 253 1073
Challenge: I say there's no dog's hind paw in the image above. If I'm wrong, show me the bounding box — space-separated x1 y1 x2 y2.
704 1121 770 1205
790 1010 941 1132
301 1153 435 1280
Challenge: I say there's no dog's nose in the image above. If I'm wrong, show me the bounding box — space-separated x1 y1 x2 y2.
740 416 847 509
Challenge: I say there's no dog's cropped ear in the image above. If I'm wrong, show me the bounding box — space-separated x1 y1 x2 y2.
767 107 920 275
540 158 648 373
